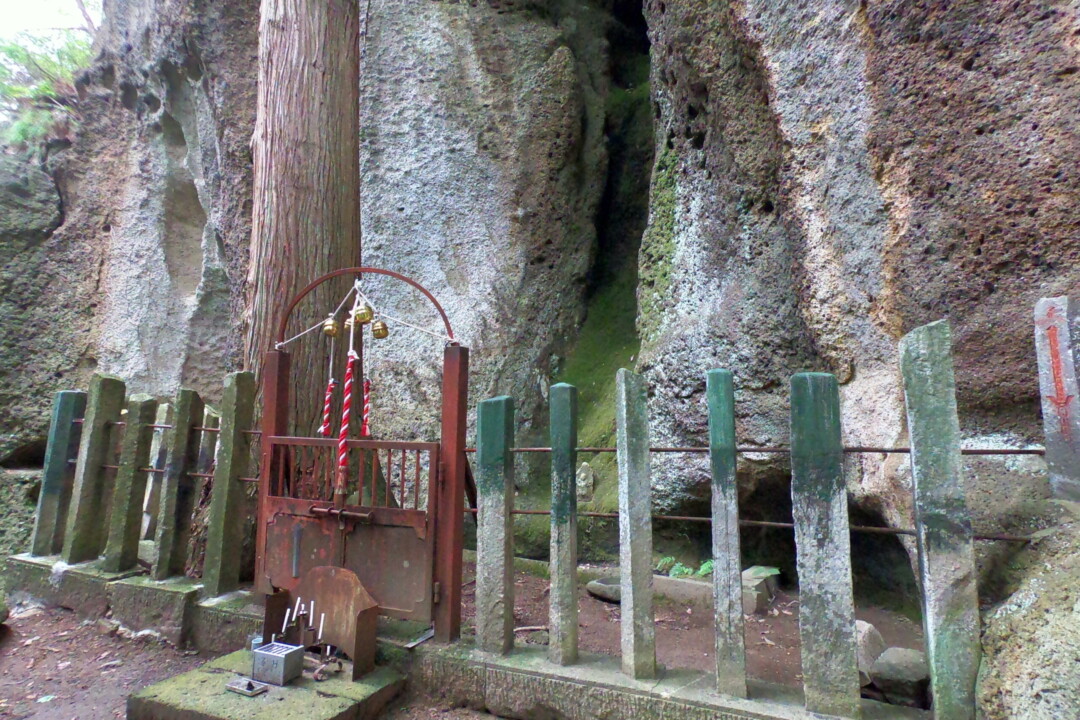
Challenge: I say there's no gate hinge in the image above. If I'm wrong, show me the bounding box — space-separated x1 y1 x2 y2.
433 581 441 605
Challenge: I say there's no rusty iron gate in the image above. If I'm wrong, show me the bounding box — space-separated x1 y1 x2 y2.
254 267 470 641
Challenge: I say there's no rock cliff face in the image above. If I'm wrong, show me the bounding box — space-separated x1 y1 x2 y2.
0 0 257 462
1 3 1078 715
638 0 1077 543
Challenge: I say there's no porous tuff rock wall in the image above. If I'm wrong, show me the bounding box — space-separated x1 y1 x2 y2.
351 0 614 445
0 0 257 462
638 0 1078 541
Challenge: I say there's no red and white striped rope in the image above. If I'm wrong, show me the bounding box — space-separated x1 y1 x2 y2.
318 378 336 437
361 379 371 437
337 351 357 472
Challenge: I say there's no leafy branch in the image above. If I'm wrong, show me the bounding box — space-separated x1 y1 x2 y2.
0 30 93 149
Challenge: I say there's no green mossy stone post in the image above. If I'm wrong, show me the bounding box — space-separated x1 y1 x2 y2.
707 370 747 698
790 372 860 718
202 372 255 597
615 368 656 680
153 389 205 580
103 394 159 572
548 383 578 665
900 320 979 720
63 374 126 565
31 390 86 556
475 395 515 655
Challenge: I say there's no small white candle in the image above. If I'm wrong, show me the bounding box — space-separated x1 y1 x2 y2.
281 608 291 634
293 596 302 619
318 613 325 642
309 600 315 624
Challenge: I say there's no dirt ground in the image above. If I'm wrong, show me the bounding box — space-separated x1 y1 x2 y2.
460 564 924 688
0 568 921 719
0 605 204 719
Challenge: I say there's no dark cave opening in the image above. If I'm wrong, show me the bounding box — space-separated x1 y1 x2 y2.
588 0 652 297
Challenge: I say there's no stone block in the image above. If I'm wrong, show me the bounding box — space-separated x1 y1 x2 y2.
127 650 404 720
585 577 620 603
108 575 199 647
741 582 771 615
189 592 263 656
4 553 142 617
870 647 930 709
856 619 886 687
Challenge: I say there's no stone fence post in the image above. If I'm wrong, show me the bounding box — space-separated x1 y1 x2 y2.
63 374 126 565
1034 297 1080 500
548 383 578 665
707 369 747 698
475 395 515 654
616 368 656 680
153 388 205 580
790 372 860 718
103 394 158 572
900 320 980 720
30 390 86 556
203 372 255 597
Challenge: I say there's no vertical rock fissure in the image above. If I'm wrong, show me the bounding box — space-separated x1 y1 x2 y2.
543 0 652 558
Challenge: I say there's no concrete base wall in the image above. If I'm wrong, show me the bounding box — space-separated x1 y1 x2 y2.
410 644 928 720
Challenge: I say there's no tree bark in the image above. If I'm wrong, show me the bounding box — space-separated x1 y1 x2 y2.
245 0 361 434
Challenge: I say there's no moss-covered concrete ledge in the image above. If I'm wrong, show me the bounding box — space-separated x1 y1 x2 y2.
128 650 404 720
5 553 434 656
411 643 929 720
6 553 263 653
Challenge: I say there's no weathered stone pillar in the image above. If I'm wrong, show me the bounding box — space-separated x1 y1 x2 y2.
153 389 205 580
141 402 173 540
31 390 86 556
63 374 126 565
475 395 515 655
790 372 860 718
616 368 656 680
900 320 980 720
548 383 578 665
1034 297 1080 500
707 369 747 698
103 395 159 572
203 372 255 596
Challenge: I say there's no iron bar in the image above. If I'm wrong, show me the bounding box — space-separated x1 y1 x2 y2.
464 445 1045 456
461 508 1030 542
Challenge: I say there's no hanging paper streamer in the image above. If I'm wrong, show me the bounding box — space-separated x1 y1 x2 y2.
318 378 336 437
361 379 371 437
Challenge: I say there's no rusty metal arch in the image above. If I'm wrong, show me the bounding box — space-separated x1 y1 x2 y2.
274 266 456 345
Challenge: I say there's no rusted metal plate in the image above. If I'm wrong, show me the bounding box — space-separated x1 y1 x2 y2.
343 522 433 621
264 513 341 591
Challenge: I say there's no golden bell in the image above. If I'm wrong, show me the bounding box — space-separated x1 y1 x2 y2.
344 316 355 330
371 320 389 339
322 316 339 337
353 304 374 325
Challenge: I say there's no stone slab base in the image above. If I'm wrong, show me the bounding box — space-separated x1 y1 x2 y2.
110 576 200 646
127 650 404 720
6 553 142 617
5 553 262 653
411 644 929 720
190 593 264 656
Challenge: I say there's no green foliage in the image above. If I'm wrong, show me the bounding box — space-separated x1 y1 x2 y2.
655 556 676 574
637 145 678 341
0 30 92 147
695 560 714 578
668 562 694 578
